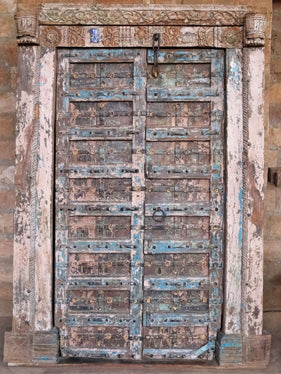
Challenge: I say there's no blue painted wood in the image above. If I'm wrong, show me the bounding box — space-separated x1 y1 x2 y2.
144 277 209 291
55 47 225 362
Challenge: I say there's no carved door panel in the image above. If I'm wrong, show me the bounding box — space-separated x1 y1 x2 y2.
55 48 224 361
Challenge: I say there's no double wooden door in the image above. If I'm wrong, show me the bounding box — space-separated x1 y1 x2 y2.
55 48 224 361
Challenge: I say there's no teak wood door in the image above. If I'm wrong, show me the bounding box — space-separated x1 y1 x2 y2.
55 48 224 361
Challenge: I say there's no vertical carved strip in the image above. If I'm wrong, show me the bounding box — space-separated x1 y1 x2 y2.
130 49 146 359
224 49 243 334
34 48 56 331
242 48 265 336
13 46 40 332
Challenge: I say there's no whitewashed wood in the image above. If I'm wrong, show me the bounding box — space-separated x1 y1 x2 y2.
34 48 56 331
13 46 40 332
242 48 265 336
224 49 243 335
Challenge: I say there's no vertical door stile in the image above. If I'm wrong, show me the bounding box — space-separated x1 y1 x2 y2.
208 51 225 348
55 49 70 351
130 49 146 359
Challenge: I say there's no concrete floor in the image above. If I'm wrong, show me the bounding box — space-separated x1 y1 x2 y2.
0 312 280 374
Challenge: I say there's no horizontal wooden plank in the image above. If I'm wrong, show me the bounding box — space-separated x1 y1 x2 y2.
146 164 212 178
66 48 140 61
146 127 220 141
147 87 218 101
67 277 131 289
61 203 138 216
143 341 214 360
68 128 135 140
60 165 139 178
145 203 212 216
144 277 209 291
67 88 135 101
65 314 133 327
61 347 130 359
67 241 134 253
147 49 222 63
144 240 213 254
143 313 210 327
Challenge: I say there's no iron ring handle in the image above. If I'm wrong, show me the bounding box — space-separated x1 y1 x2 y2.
152 207 166 222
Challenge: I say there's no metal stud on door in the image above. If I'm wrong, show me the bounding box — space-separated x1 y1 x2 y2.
55 47 224 361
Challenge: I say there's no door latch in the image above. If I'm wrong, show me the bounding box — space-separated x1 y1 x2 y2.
151 33 160 78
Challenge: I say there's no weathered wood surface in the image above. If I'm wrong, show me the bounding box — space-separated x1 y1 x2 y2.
13 46 40 333
242 48 265 336
224 49 243 335
35 48 56 331
55 48 224 362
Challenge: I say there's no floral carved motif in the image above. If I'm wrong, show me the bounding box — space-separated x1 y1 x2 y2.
39 6 247 26
68 27 86 47
41 26 61 47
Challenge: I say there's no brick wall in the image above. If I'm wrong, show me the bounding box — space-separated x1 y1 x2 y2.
264 0 281 312
0 0 278 338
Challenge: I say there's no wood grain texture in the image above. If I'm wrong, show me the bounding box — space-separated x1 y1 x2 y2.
242 48 265 336
34 48 56 332
224 49 243 335
13 46 40 332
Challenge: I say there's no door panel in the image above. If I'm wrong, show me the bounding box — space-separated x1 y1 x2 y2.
55 47 224 361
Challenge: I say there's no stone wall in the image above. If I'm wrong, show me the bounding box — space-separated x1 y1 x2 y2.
0 0 278 350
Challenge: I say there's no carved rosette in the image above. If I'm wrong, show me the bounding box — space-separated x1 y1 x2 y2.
40 27 62 48
15 13 39 45
244 13 266 47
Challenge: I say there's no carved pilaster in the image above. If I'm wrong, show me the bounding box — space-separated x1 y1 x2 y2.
15 13 39 45
244 13 266 47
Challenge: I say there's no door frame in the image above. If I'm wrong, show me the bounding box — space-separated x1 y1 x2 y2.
4 4 270 367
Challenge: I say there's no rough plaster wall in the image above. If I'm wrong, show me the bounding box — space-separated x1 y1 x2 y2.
264 0 281 312
0 0 276 334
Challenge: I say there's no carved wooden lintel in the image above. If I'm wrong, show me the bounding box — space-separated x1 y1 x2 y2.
38 5 248 26
244 13 266 47
15 13 39 45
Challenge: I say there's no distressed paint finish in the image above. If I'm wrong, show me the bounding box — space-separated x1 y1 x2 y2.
243 48 265 336
34 48 56 331
54 48 224 361
224 49 243 335
13 46 40 333
5 4 270 367
55 48 146 359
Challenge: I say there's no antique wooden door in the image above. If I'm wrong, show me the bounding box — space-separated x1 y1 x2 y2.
55 47 224 361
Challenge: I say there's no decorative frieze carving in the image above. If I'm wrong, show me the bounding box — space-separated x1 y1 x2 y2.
39 25 243 48
15 13 39 45
244 13 266 47
39 5 247 26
